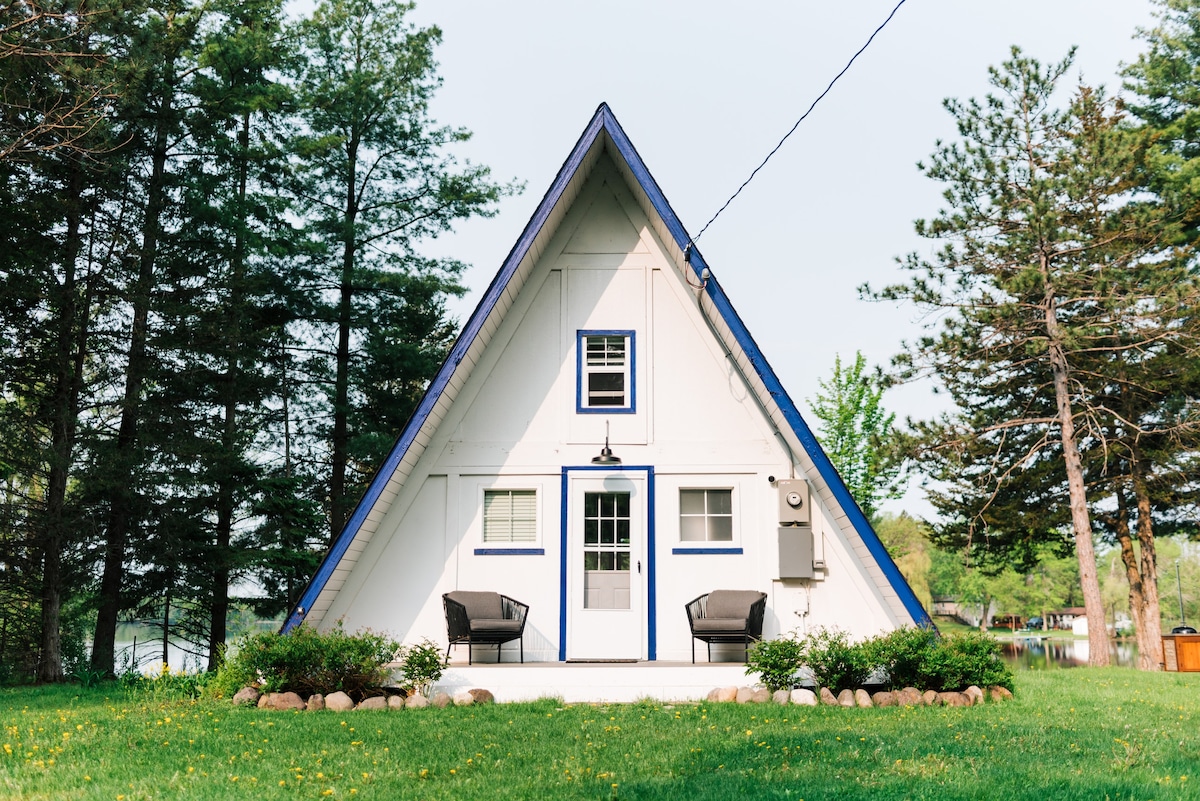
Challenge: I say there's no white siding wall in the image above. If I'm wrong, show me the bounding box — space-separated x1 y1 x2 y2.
320 151 908 658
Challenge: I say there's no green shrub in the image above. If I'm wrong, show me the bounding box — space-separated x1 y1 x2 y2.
398 639 446 698
209 623 402 699
745 636 804 692
927 630 1014 691
865 626 1013 692
800 627 872 692
868 625 940 689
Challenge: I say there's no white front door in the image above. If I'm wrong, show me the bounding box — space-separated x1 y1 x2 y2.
566 472 646 660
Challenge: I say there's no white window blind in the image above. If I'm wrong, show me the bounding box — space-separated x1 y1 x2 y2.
483 489 537 543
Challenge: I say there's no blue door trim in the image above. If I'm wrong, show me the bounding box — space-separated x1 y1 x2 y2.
559 465 656 661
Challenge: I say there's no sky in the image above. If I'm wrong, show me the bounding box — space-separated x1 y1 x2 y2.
404 0 1159 515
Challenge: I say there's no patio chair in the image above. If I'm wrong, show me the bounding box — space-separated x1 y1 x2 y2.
685 590 768 663
443 591 529 664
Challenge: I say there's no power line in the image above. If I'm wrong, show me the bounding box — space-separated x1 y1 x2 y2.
690 0 909 247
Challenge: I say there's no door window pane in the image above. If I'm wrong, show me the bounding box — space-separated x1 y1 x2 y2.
582 490 632 609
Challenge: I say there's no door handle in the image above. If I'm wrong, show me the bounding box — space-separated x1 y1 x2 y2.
637 560 641 574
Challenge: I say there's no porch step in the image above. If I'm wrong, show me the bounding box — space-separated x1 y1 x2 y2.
437 661 753 703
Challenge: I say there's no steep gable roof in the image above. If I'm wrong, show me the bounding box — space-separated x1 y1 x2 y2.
283 103 930 632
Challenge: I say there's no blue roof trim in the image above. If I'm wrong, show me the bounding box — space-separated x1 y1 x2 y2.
283 105 612 633
596 107 930 628
284 102 930 633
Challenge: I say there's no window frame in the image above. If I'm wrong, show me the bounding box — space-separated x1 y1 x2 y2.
673 486 743 555
576 330 636 414
473 481 545 555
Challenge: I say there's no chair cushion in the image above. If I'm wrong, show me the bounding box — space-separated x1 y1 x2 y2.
446 591 503 620
469 618 522 633
692 617 749 633
705 590 765 619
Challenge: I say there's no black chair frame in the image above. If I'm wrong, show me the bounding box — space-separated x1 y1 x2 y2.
443 592 529 664
685 591 768 663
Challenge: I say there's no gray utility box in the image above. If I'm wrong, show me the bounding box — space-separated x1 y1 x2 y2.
778 526 814 579
776 479 810 525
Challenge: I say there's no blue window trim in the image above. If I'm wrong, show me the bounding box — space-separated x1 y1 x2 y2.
671 547 743 555
474 548 545 556
560 465 656 661
576 330 636 414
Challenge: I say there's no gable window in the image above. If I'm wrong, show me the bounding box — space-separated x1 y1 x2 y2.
578 331 634 413
483 489 537 543
679 489 733 542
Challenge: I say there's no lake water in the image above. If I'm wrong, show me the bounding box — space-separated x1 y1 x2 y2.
1000 636 1139 669
109 623 205 675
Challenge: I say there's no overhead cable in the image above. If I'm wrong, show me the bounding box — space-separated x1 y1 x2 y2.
690 0 909 246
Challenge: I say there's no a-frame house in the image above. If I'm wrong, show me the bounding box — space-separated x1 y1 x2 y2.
283 104 929 673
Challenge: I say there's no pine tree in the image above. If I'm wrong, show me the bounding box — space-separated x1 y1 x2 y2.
288 0 512 541
871 49 1192 666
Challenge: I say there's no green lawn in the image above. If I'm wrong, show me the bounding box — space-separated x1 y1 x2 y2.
3 669 1199 800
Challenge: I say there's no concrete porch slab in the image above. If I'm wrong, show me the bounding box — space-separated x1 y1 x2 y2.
434 661 754 703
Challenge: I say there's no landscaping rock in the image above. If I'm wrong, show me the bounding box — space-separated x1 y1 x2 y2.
819 687 839 706
772 689 791 705
922 690 939 707
897 687 923 707
453 691 475 706
261 692 306 711
307 693 325 712
871 691 897 707
387 695 405 710
964 686 984 706
752 688 771 704
936 691 969 707
325 691 354 712
232 687 260 707
790 689 818 706
736 687 755 704
837 689 855 708
469 689 495 705
988 685 1014 702
405 694 429 709
706 688 723 702
716 686 738 703
854 689 873 707
431 692 452 709
357 696 388 711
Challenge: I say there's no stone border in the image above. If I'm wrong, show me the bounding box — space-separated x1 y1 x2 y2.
232 683 1014 709
232 686 496 711
706 684 1014 707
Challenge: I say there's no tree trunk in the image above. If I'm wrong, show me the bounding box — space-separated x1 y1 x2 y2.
39 166 90 683
1131 443 1163 669
1042 271 1110 666
91 35 179 677
329 140 359 543
1112 486 1156 669
207 109 253 672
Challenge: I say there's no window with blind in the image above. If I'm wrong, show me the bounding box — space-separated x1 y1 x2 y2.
578 331 634 412
482 489 537 543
